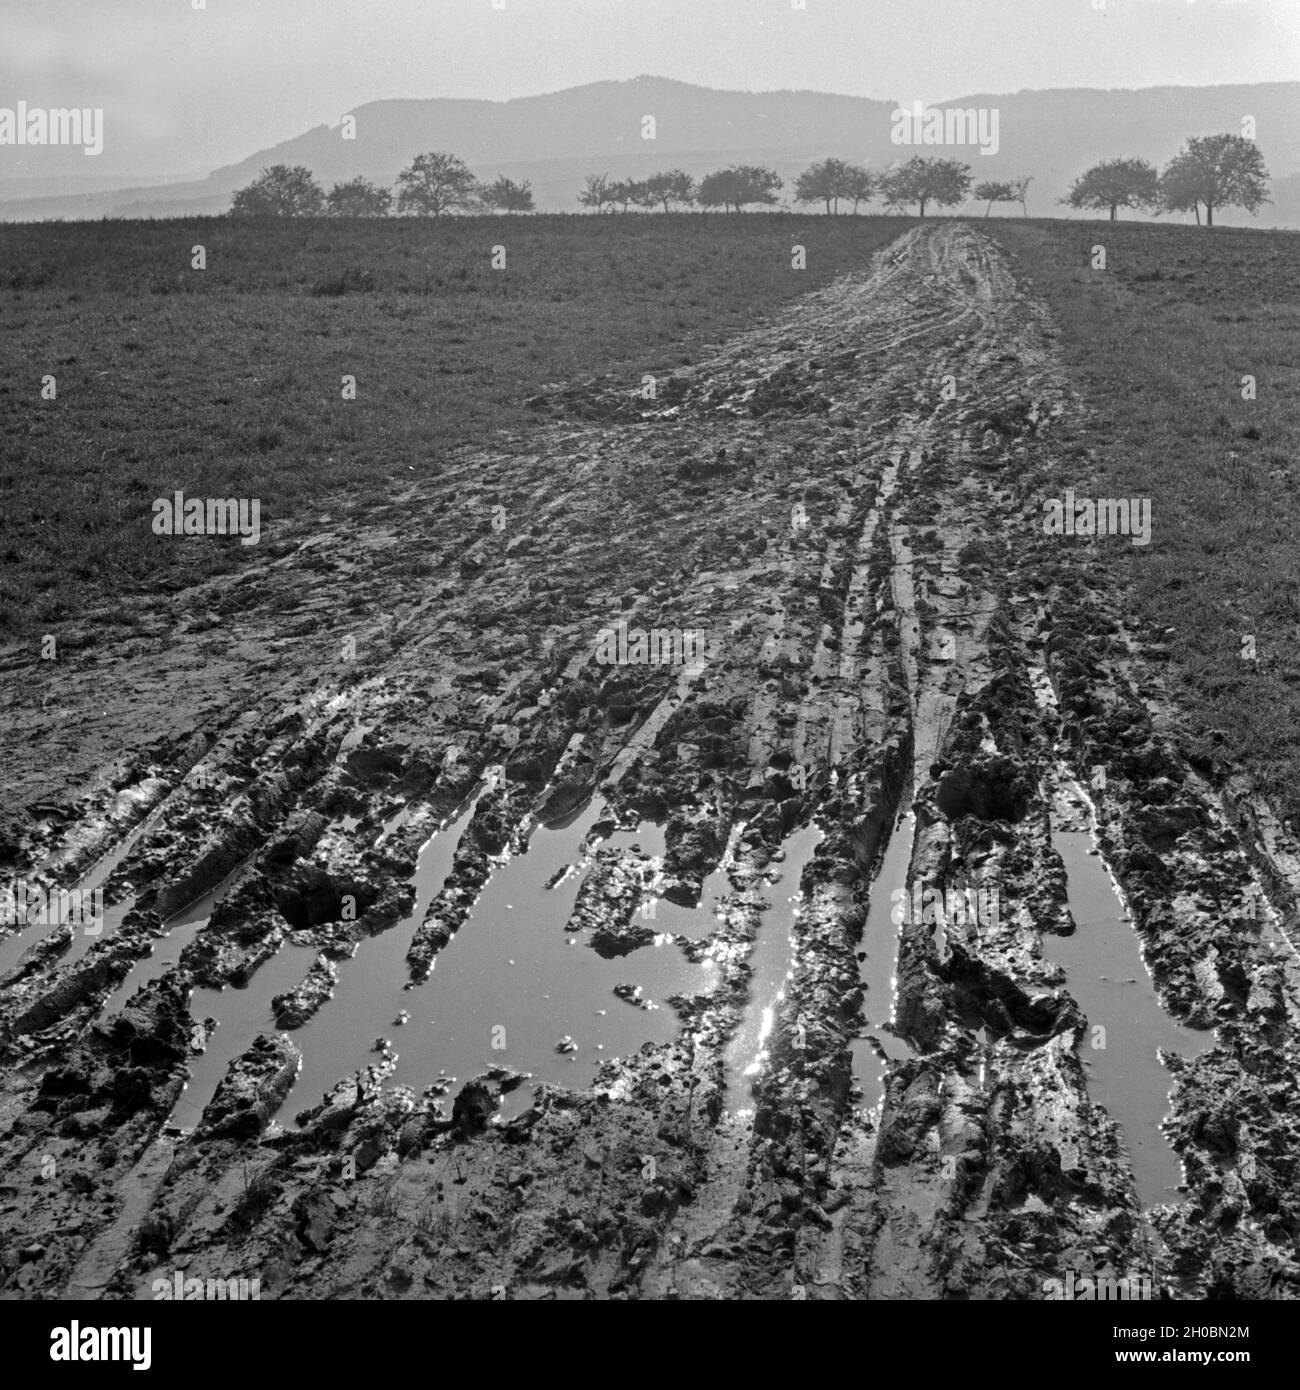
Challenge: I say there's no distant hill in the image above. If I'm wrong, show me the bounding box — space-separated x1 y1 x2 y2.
3 76 1296 227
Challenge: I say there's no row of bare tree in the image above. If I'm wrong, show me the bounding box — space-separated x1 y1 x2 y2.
230 155 534 217
232 154 1009 220
1063 135 1269 224
229 134 1269 225
578 160 1027 217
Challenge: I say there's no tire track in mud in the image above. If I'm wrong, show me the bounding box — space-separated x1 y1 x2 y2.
3 223 1299 1301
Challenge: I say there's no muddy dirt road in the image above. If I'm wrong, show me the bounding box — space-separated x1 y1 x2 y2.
3 223 1298 1300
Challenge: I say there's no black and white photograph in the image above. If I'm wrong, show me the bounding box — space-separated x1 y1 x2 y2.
0 0 1297 1351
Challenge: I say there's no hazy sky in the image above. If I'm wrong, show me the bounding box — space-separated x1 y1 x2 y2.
3 0 1298 178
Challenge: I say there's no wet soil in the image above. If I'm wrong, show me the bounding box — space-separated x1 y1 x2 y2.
2 223 1298 1301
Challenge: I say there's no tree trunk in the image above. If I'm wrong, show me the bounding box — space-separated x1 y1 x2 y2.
1194 203 1200 226
984 199 993 217
919 198 927 218
1109 204 1117 221
1206 203 1214 227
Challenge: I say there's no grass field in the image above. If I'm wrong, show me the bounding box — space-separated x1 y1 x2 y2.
986 218 1300 823
5 210 1300 825
0 213 910 637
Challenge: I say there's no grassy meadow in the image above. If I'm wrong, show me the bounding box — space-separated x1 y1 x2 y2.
0 212 910 637
4 207 1299 824
987 218 1300 823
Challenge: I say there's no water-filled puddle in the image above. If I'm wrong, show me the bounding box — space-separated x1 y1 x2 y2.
387 801 715 1118
0 804 171 978
646 862 734 942
723 822 823 1115
100 861 256 1017
0 900 132 980
168 940 317 1132
0 864 133 980
278 800 474 1121
851 807 916 1111
1044 828 1210 1208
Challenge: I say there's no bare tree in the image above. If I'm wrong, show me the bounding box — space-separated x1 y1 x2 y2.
578 172 615 214
608 178 649 213
231 165 324 217
482 176 535 213
642 169 696 212
1063 158 1159 221
395 152 479 216
1160 134 1270 227
795 157 856 214
696 166 782 213
879 157 972 218
325 177 393 217
972 180 1015 217
844 166 876 214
